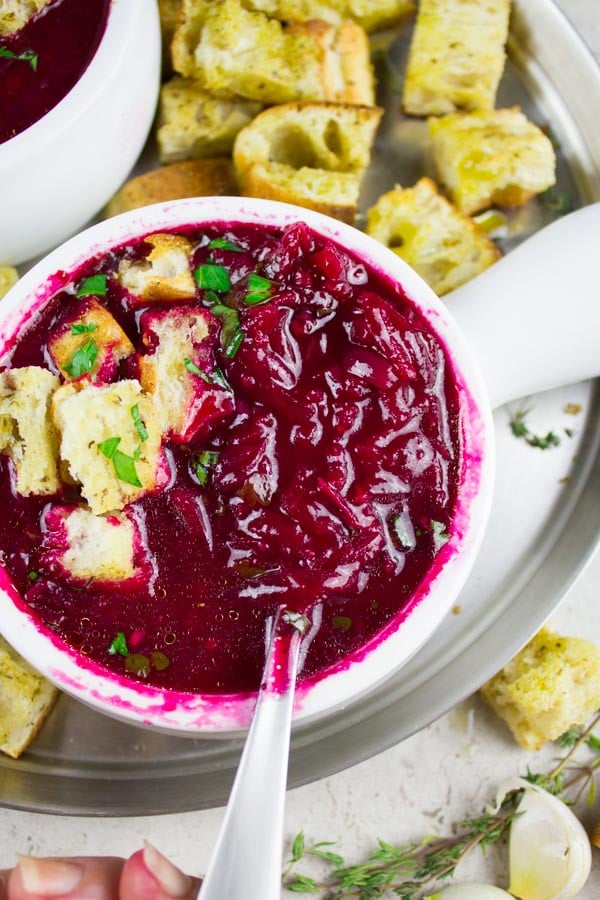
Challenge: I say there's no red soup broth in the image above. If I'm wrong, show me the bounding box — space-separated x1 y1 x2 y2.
0 0 110 145
0 222 465 695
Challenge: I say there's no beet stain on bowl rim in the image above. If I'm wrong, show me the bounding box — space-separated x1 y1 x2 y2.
0 197 493 735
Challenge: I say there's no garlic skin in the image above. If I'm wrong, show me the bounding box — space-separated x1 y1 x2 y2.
507 778 592 900
427 884 513 899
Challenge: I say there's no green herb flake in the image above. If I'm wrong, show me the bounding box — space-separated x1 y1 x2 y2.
0 47 38 70
332 615 352 633
207 238 244 252
97 436 143 487
27 570 39 583
194 450 219 486
509 408 562 450
193 263 231 293
211 367 232 391
108 631 129 657
70 322 98 335
211 304 245 358
244 272 274 306
63 339 98 378
183 357 209 380
431 520 450 553
130 404 148 442
76 273 108 298
542 188 573 216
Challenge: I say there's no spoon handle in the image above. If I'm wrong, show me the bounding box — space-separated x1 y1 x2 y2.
446 203 600 409
197 610 302 900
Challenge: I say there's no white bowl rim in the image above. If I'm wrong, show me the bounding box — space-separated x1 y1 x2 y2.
0 197 495 736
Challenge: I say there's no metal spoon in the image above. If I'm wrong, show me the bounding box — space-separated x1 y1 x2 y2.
197 607 309 900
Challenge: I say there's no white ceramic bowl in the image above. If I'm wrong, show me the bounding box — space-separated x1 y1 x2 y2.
0 197 495 736
0 0 160 267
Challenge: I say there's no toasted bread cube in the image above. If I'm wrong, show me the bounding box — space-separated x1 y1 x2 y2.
402 0 511 116
366 178 501 295
0 0 52 36
118 232 197 304
52 380 166 515
157 78 263 164
429 108 556 215
0 266 18 299
344 0 414 33
480 627 600 750
48 297 134 383
0 366 61 496
243 0 415 33
139 307 235 442
173 0 326 104
234 102 382 223
41 504 151 587
0 636 59 759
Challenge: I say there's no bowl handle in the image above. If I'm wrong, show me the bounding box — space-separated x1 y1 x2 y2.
445 203 600 410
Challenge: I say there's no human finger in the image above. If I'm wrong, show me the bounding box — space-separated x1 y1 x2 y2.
118 844 200 900
7 855 125 899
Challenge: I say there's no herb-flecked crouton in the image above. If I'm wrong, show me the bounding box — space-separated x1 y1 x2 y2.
0 0 52 36
48 297 134 383
118 232 197 304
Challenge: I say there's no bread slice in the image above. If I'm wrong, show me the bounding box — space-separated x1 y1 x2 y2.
0 636 59 759
41 505 151 587
157 78 262 164
0 266 18 300
106 159 239 218
233 102 382 222
52 380 166 515
48 297 134 383
366 178 501 295
0 0 52 36
402 0 511 116
0 366 61 496
243 0 415 32
480 627 600 750
172 0 374 105
429 107 556 215
118 233 197 304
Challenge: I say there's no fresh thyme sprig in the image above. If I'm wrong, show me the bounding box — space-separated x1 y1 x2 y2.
283 711 600 898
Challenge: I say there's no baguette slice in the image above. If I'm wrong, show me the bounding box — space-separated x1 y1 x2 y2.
234 102 382 222
480 627 600 750
106 159 239 218
0 636 58 759
429 107 556 215
366 178 501 295
402 0 511 116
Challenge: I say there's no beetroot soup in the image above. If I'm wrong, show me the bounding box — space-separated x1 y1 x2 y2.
0 222 463 695
0 0 109 145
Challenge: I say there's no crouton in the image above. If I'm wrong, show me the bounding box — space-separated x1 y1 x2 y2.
48 297 134 383
233 102 382 222
172 0 374 105
157 78 263 164
244 0 415 33
0 266 18 299
0 636 59 759
429 108 556 215
0 0 52 36
118 232 197 304
52 380 166 515
105 159 239 218
158 0 182 73
480 627 600 750
139 307 235 442
402 0 511 116
0 366 61 496
41 505 151 587
366 178 501 295
344 0 414 33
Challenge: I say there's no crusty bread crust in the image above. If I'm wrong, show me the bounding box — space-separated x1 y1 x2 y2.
366 178 501 296
118 233 197 303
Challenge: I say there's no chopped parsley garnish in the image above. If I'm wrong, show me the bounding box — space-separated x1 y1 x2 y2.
70 321 97 335
194 450 219 486
108 631 129 657
244 273 274 305
211 367 232 391
207 238 244 252
0 47 38 70
63 339 98 378
211 303 245 358
431 520 450 553
542 188 572 216
76 274 108 297
130 404 148 442
509 408 563 450
97 436 142 487
27 570 39 582
332 615 352 633
184 357 208 380
194 263 231 293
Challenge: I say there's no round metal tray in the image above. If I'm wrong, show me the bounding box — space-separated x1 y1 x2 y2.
0 0 599 815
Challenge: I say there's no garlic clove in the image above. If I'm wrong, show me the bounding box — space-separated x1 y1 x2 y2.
508 778 591 900
426 885 513 899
